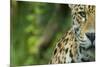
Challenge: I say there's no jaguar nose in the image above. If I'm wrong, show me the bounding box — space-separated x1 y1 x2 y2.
85 32 95 45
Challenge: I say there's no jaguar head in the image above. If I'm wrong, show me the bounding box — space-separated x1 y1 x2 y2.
69 4 95 61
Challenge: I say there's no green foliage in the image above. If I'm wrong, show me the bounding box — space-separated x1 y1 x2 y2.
11 1 71 66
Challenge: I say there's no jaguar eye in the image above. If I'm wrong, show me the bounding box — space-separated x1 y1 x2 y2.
79 12 86 17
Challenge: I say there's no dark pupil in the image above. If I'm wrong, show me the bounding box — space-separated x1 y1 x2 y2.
79 12 86 17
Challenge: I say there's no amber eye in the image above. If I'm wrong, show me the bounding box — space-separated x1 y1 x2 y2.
79 12 86 17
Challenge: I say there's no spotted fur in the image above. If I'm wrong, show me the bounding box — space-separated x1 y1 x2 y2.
49 4 95 64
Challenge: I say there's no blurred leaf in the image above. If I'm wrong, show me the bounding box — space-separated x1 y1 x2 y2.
26 14 35 22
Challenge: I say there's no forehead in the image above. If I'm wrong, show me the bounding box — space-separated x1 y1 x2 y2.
73 5 85 11
71 5 95 13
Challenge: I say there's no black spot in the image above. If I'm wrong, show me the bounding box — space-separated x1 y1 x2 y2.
65 48 68 53
54 48 57 55
70 50 73 58
64 61 66 63
80 7 83 10
76 18 80 23
75 31 77 34
58 43 62 48
63 39 66 42
64 57 66 63
65 38 68 43
79 46 82 53
64 38 68 45
71 59 75 63
49 60 52 64
60 49 63 53
75 38 77 41
71 45 72 47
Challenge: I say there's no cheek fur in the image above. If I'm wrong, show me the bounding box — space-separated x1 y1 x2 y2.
79 34 92 48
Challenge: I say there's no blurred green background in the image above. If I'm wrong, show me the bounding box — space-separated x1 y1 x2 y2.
11 0 72 66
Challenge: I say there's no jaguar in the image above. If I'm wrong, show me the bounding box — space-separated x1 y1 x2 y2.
49 4 95 64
